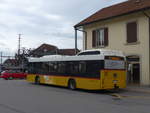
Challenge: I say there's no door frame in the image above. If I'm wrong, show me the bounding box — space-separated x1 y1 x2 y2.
126 55 141 84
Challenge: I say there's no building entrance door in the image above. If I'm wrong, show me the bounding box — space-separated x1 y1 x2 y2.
126 55 140 84
132 63 140 83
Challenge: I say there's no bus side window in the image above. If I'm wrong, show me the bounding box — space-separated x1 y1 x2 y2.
49 62 54 73
57 62 66 74
48 62 58 74
28 63 33 74
37 62 42 74
69 61 79 75
33 62 39 74
86 61 101 78
79 61 86 74
41 62 49 75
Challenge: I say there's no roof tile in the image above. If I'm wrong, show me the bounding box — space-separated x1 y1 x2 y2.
75 0 150 27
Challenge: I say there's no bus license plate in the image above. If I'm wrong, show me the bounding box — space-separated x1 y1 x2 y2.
113 80 118 84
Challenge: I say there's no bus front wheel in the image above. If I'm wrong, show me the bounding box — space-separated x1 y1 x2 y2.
68 79 76 90
35 76 40 84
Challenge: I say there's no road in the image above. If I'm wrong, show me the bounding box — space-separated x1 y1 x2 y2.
0 79 150 113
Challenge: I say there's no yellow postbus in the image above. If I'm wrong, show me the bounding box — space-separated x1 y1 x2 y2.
27 49 126 90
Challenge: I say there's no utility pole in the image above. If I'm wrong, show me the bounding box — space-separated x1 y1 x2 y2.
18 34 22 55
0 52 2 65
75 28 78 54
0 52 2 71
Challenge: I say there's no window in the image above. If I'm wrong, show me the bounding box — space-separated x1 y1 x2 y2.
68 62 79 75
28 60 103 78
77 51 100 56
126 21 137 43
79 62 86 74
57 62 66 74
92 28 108 47
86 61 103 78
49 62 58 73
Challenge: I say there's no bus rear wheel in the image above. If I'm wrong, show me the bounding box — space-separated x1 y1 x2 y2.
35 76 40 84
68 79 76 90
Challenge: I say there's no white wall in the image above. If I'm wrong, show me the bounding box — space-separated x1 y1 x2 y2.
83 12 150 85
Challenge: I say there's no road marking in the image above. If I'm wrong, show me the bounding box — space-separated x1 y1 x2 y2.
110 93 150 99
110 93 125 99
0 103 37 113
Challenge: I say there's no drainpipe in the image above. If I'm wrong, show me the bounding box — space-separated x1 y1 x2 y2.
74 27 87 54
143 11 150 86
75 28 78 54
77 29 87 50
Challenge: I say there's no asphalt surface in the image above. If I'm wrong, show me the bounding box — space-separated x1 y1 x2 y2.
0 79 150 113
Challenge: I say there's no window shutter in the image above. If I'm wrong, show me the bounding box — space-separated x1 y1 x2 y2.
92 30 96 47
104 28 108 46
127 22 137 43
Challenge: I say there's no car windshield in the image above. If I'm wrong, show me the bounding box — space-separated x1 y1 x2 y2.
1 71 8 74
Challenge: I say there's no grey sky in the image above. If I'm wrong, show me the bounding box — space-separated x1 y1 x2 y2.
0 0 126 55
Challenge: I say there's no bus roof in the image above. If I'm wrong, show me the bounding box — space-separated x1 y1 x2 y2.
28 49 125 62
28 55 104 62
77 49 124 56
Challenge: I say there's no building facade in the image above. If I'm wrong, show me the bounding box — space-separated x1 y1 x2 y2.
75 0 150 85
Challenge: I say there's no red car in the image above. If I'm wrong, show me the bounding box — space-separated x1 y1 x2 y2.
0 70 27 80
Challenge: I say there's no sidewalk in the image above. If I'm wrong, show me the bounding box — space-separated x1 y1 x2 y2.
126 85 150 94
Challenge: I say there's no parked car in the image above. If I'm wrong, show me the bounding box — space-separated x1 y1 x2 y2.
0 70 27 80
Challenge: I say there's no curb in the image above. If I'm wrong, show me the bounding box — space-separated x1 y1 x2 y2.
125 88 150 94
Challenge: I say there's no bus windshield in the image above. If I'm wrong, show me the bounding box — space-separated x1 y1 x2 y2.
104 56 125 70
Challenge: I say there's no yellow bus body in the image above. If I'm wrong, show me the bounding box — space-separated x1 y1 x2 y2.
27 69 126 90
